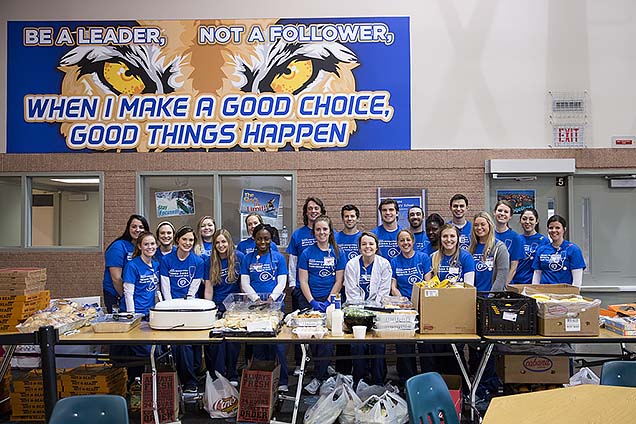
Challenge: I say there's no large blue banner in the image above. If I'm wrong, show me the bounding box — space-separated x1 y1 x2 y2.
7 17 410 153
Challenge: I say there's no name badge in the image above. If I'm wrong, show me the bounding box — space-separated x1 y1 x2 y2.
449 266 460 275
251 263 263 272
549 254 561 263
324 257 335 266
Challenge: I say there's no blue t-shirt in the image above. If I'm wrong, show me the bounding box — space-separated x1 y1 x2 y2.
103 239 134 297
121 256 159 315
203 251 244 311
512 233 550 284
358 257 374 299
299 244 346 299
240 250 288 294
372 225 401 260
335 230 361 261
236 238 279 255
472 243 496 292
495 228 524 262
422 243 437 256
532 240 586 285
159 251 205 299
436 249 476 282
413 231 432 253
200 241 213 258
154 246 177 262
391 252 432 298
286 225 316 286
449 221 472 251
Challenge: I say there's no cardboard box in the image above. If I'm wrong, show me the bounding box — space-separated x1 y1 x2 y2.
141 372 179 424
499 355 570 384
237 360 281 423
506 284 580 296
538 300 600 336
411 284 476 334
441 374 462 419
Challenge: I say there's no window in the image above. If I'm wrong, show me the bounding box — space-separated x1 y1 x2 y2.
141 174 215 232
0 177 22 247
220 174 293 246
0 175 102 248
139 172 294 248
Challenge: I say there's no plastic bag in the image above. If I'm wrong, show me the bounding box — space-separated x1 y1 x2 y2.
339 383 362 424
354 394 397 424
304 385 348 424
355 380 387 401
382 392 408 424
203 371 239 418
566 367 600 386
320 373 354 396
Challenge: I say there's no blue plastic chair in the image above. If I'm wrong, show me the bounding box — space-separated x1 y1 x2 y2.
600 360 636 387
406 372 460 424
49 394 129 424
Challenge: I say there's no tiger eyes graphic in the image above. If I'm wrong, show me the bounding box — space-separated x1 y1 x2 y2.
269 59 315 94
102 61 146 95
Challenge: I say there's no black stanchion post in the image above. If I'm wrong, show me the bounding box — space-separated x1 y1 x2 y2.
38 325 59 422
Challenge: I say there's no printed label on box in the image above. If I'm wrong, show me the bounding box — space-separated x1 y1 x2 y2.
424 290 439 297
565 318 580 332
502 312 518 322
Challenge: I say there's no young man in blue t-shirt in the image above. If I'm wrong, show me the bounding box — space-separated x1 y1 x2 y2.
373 198 401 260
449 194 472 251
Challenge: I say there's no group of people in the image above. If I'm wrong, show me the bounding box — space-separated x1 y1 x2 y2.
102 193 586 397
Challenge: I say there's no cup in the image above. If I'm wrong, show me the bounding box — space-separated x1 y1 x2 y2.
352 325 367 339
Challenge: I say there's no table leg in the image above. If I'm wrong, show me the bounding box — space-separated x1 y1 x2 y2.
150 344 160 424
451 343 472 393
38 326 58 423
468 342 494 423
271 343 308 424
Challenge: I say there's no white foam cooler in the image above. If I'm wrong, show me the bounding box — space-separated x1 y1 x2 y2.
149 298 217 330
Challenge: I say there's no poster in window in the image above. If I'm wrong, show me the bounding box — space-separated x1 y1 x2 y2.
155 189 195 217
496 190 535 214
240 189 281 219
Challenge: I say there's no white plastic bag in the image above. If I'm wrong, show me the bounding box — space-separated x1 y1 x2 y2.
339 383 362 424
382 392 408 424
321 374 354 396
355 380 387 401
304 385 348 424
354 394 397 424
203 371 239 418
566 367 600 386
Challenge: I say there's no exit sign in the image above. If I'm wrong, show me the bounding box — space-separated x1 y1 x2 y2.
553 126 585 147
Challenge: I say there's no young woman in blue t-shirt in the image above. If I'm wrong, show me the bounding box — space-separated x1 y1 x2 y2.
532 215 586 286
203 229 243 385
103 214 149 313
511 208 549 284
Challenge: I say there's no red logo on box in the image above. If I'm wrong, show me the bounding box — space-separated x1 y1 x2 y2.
523 356 553 372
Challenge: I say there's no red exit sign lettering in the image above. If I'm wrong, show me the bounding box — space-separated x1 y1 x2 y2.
557 127 579 143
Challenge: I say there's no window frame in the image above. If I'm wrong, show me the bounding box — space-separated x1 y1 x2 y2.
0 172 104 251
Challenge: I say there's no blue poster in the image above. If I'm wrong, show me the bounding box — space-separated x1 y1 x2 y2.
240 189 281 219
7 17 410 153
378 196 422 229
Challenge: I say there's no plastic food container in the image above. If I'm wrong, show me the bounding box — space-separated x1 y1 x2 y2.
292 326 328 339
222 293 285 312
373 328 416 338
343 307 375 333
374 310 418 323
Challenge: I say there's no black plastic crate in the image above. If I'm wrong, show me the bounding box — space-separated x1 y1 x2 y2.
477 292 537 335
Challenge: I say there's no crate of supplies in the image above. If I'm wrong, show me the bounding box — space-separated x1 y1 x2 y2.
477 292 537 335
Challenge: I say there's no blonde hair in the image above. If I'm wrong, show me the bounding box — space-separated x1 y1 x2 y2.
194 215 216 256
208 229 238 286
431 224 461 278
469 211 497 257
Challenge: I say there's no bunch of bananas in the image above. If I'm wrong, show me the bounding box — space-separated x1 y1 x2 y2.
414 275 458 288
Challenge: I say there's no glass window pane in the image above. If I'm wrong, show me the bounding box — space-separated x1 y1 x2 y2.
0 177 22 247
142 175 214 232
30 177 101 247
220 175 293 248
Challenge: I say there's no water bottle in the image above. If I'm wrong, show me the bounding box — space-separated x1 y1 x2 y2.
331 295 344 337
326 294 336 329
129 376 142 413
280 225 288 247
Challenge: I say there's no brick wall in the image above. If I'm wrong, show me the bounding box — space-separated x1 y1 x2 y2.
1 148 634 300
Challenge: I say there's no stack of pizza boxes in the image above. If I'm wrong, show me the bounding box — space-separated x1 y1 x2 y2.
0 268 49 333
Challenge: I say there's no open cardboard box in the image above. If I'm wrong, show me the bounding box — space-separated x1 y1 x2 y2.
411 284 476 334
506 284 580 296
